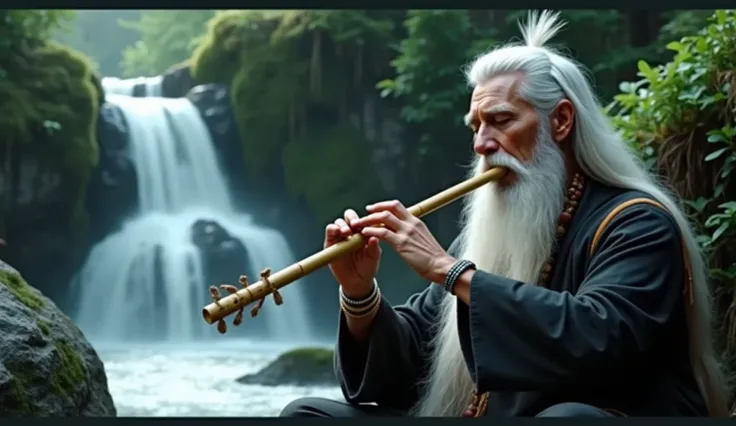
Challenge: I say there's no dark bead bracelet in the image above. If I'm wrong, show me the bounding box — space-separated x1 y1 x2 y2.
443 260 476 295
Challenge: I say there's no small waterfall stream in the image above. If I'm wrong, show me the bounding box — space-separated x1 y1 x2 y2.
73 78 312 342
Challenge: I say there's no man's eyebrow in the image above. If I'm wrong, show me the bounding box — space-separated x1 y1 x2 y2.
463 112 474 126
481 103 514 114
464 103 515 126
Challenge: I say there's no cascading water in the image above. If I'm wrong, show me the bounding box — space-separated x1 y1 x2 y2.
73 78 312 342
102 76 163 97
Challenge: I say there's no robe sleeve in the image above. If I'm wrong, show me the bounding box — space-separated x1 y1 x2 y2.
464 204 685 392
333 287 443 409
333 238 461 410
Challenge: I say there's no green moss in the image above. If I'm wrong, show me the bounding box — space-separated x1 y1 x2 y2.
8 370 35 415
0 40 102 241
191 10 279 84
282 122 386 226
237 346 336 386
192 11 303 177
278 347 334 365
49 340 86 397
37 319 51 336
230 49 307 177
190 10 392 226
0 270 45 311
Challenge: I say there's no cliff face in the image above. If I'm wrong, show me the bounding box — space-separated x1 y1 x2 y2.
0 41 103 303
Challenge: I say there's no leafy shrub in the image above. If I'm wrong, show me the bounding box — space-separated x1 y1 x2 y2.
607 10 736 366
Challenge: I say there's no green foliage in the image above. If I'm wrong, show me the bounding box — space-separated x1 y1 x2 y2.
608 10 735 248
607 10 736 359
120 10 215 77
378 11 491 125
657 10 715 45
0 10 74 64
377 11 495 173
0 270 45 312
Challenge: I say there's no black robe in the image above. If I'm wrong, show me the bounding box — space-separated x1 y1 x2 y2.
333 179 709 417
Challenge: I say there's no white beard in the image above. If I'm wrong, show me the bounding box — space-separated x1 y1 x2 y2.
413 120 568 417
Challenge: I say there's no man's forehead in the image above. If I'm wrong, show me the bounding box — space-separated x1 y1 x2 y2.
466 74 526 119
471 75 522 103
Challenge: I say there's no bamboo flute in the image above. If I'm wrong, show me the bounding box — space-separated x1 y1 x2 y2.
202 166 507 330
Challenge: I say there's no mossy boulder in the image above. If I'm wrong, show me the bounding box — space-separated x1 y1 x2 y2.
0 259 116 416
160 61 197 98
236 347 337 387
0 40 103 301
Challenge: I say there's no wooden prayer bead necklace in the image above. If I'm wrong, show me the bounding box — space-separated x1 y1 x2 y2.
462 172 587 418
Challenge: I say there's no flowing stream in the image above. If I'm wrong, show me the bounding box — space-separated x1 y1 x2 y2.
98 341 342 417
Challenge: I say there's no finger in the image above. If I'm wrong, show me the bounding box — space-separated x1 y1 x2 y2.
325 224 342 244
353 211 404 231
344 209 360 227
366 200 412 220
364 237 381 259
334 218 352 237
361 226 402 246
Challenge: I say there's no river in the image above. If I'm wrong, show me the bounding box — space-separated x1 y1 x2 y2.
96 341 344 416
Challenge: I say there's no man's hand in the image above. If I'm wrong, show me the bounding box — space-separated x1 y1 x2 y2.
325 208 381 299
351 200 456 284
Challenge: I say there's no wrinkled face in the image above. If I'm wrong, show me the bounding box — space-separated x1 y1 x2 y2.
464 73 541 186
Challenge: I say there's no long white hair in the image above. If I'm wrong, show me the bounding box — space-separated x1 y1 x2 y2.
414 10 729 417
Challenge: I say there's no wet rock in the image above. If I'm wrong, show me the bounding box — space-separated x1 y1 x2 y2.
87 101 138 243
160 63 196 98
0 259 116 416
0 136 84 302
131 84 147 97
186 84 246 189
190 219 250 286
236 347 336 387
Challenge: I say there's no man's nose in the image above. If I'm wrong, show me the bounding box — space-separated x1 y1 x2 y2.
473 133 500 157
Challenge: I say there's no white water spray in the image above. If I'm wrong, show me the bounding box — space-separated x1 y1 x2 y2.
73 79 311 342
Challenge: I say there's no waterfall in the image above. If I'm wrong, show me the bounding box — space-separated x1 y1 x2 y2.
102 76 163 97
73 78 312 342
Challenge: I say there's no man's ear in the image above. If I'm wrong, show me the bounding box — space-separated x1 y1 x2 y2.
550 99 575 143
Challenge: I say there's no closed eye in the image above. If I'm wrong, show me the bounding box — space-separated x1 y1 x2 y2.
491 114 512 125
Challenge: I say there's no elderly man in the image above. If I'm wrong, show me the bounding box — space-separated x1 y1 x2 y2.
280 10 728 418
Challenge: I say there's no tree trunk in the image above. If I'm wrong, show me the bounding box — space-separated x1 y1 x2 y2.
310 31 323 96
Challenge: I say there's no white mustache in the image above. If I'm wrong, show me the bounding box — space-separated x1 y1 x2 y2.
484 152 530 177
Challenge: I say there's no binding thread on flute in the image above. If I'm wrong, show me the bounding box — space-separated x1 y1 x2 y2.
208 268 285 335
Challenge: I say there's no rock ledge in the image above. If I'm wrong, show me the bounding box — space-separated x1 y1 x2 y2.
236 347 336 387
